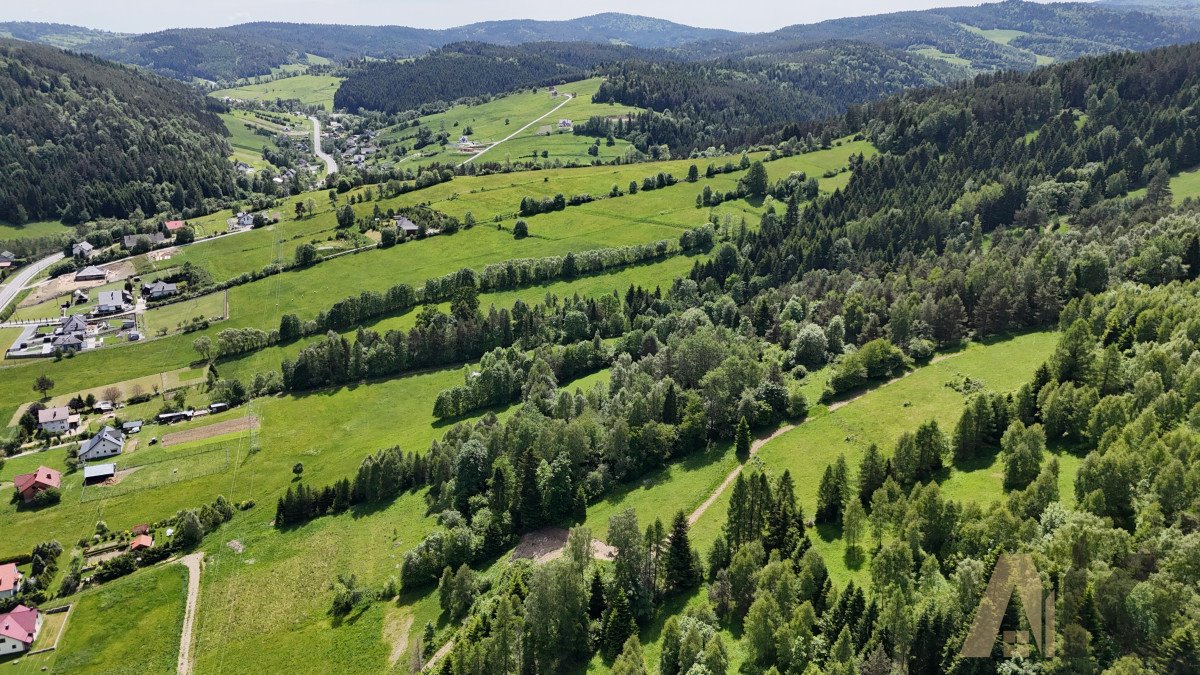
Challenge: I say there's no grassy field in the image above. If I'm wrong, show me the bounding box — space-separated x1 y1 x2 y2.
142 291 227 337
375 77 640 169
0 141 871 428
24 563 188 674
212 74 344 111
0 219 73 242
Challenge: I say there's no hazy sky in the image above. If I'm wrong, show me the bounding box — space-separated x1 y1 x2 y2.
4 0 1029 34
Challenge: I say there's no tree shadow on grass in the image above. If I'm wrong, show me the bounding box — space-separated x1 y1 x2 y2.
815 522 843 544
844 545 866 571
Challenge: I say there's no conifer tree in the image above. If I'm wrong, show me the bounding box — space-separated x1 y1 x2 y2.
735 416 752 460
664 511 700 591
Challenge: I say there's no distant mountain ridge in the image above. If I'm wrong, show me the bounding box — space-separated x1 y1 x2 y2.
0 13 738 82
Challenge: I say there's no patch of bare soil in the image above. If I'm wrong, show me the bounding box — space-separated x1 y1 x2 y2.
101 259 136 280
161 415 259 447
147 247 178 262
512 527 617 564
384 607 415 668
99 466 141 486
227 540 245 554
21 277 102 307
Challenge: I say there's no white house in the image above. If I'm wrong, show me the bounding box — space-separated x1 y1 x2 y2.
72 241 95 258
37 406 79 434
0 564 20 599
0 605 41 656
78 426 125 461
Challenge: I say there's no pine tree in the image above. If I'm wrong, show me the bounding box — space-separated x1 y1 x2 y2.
664 511 699 591
857 444 888 506
589 569 607 620
764 470 800 556
735 416 752 460
603 587 637 658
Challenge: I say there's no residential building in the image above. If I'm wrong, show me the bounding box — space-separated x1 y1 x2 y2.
0 564 20 599
130 534 154 551
37 406 78 434
0 251 15 268
97 290 131 314
122 232 166 249
0 605 42 655
12 466 61 503
78 426 125 461
395 216 420 237
74 265 107 282
72 241 95 258
57 315 88 335
163 220 186 234
142 280 178 300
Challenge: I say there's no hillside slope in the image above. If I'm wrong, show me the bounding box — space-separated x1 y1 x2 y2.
0 38 235 224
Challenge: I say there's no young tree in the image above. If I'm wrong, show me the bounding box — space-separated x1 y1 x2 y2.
740 161 769 197
735 416 751 460
512 220 529 239
664 511 700 592
33 374 54 399
613 635 647 675
843 498 867 552
193 336 213 362
602 587 637 658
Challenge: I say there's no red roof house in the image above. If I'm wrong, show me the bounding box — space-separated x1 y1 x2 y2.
0 564 20 599
163 220 186 232
130 534 154 551
0 605 41 654
12 466 61 503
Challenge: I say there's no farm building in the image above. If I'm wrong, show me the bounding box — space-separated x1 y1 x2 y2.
209 402 230 413
157 410 193 424
37 406 79 434
0 564 20 599
143 280 178 300
0 605 40 655
72 241 95 257
122 232 166 249
129 534 154 551
79 426 125 461
395 216 420 236
122 420 143 434
12 466 61 503
94 400 114 413
97 290 132 314
74 265 107 282
132 524 150 536
83 463 116 483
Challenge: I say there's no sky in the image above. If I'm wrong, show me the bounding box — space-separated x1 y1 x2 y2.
2 0 1041 34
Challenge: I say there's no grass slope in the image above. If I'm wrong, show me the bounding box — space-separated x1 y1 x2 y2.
212 75 344 111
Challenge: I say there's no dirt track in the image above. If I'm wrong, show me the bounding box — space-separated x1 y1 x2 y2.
161 415 259 447
177 552 204 675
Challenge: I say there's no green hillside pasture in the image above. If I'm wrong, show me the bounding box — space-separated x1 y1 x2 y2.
1122 166 1200 204
212 74 344 111
377 77 639 168
142 291 227 336
0 363 481 558
38 563 187 674
0 142 871 426
0 219 73 242
221 112 278 170
216 251 701 384
79 438 235 502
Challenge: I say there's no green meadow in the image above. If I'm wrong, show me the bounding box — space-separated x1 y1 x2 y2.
212 74 344 111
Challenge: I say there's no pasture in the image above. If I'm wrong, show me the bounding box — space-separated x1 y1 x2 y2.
212 74 344 111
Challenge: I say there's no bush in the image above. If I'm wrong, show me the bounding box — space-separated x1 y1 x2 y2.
30 487 61 508
513 220 529 239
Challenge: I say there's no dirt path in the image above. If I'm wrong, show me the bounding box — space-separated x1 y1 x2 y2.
423 639 455 672
458 94 575 167
687 424 796 526
162 415 259 447
177 552 204 675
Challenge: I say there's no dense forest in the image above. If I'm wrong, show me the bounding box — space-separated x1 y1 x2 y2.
38 15 732 82
589 42 966 154
334 42 665 114
0 38 236 224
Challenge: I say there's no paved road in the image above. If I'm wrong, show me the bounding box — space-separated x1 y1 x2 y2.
310 116 338 175
459 94 575 167
0 252 63 316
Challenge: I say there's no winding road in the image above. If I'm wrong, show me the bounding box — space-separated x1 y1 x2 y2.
0 252 63 316
310 116 338 175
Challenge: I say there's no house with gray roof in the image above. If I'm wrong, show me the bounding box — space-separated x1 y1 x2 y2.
142 280 178 300
71 241 95 258
74 266 107 282
78 426 125 462
97 291 130 315
58 315 89 335
395 216 420 236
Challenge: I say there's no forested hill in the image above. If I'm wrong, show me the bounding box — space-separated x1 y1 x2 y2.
0 38 236 224
50 14 735 83
679 0 1200 70
333 42 666 114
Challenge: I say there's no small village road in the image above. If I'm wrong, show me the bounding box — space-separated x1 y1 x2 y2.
0 252 63 314
177 552 204 675
458 94 575 167
310 116 338 175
